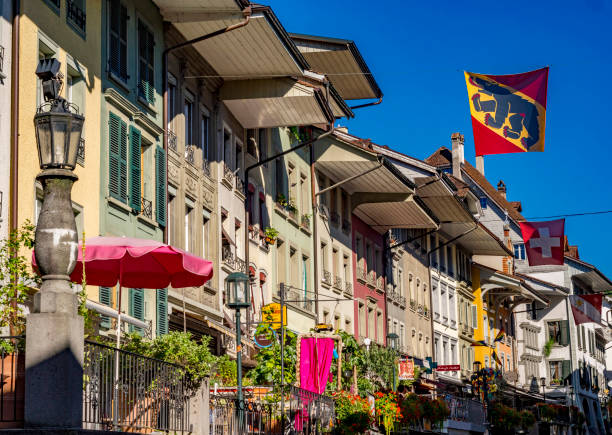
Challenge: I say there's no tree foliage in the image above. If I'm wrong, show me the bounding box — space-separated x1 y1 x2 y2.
0 221 40 334
250 323 297 388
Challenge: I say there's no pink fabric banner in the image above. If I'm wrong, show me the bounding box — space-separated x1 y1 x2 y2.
299 337 335 394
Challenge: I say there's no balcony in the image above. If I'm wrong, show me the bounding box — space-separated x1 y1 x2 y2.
168 130 177 152
235 177 245 196
344 282 353 296
221 245 246 272
141 197 152 220
322 270 332 286
333 276 343 290
185 145 195 165
248 225 260 243
410 299 416 311
277 284 314 314
222 163 234 188
417 304 424 316
77 138 85 166
356 265 367 283
423 306 429 318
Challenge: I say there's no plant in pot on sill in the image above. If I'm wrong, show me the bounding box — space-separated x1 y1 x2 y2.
264 227 279 245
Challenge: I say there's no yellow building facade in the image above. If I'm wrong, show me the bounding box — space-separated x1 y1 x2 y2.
16 0 101 303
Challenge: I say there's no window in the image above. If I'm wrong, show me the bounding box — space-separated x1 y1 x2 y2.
275 157 286 198
439 241 446 272
548 320 568 345
223 129 232 169
258 129 268 164
302 255 309 295
109 0 128 82
440 283 448 321
200 112 210 162
259 194 267 228
320 242 328 275
359 302 366 337
300 174 308 217
367 305 375 339
343 254 350 284
167 75 177 131
398 269 404 296
432 279 439 318
287 163 297 211
277 239 286 286
430 234 438 267
184 93 194 150
246 129 257 158
167 190 175 245
341 190 349 222
332 247 339 282
137 19 155 104
446 246 453 276
202 210 210 259
448 288 456 327
480 197 487 209
377 311 384 343
549 361 562 383
184 202 193 252
289 246 298 288
67 0 86 35
514 243 526 260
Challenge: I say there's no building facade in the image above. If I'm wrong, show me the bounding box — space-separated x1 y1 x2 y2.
0 1 11 240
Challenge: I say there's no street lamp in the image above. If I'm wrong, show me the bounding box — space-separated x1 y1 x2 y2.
27 58 85 428
387 332 399 392
471 361 488 406
540 377 547 404
225 272 250 429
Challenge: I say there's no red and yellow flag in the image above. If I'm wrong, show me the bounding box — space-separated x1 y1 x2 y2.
465 67 549 156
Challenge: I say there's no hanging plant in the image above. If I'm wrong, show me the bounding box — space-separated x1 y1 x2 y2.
542 337 555 357
263 227 279 245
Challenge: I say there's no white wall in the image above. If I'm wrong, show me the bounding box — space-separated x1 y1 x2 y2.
0 2 12 240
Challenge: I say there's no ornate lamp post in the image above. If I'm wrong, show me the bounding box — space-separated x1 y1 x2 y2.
541 377 547 404
25 58 85 429
225 272 250 431
387 332 399 392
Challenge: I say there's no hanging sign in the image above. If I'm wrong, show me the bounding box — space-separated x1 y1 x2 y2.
398 359 415 380
262 303 287 330
436 365 461 372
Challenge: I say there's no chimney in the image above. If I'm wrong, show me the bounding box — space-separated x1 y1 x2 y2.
475 155 485 175
497 180 507 199
451 133 464 180
502 224 513 274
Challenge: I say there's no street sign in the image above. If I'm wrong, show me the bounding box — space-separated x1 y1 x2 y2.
398 359 415 380
262 303 287 330
436 364 461 372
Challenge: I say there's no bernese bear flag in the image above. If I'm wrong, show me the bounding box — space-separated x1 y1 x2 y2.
569 294 602 325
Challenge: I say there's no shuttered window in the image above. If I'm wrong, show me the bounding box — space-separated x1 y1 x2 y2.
109 113 128 202
99 287 112 329
156 288 168 336
155 147 167 227
129 288 144 334
109 0 128 81
128 126 142 212
137 19 155 104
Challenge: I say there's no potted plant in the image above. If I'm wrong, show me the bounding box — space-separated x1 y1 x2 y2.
375 391 402 435
264 227 279 245
286 198 298 216
301 213 311 228
332 390 372 434
276 193 288 208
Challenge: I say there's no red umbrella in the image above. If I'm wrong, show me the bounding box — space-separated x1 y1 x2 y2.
33 236 213 340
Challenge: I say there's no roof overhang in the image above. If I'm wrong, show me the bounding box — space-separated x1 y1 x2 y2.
572 269 612 293
440 222 512 256
219 77 334 128
155 3 308 78
315 135 438 233
515 272 570 295
290 33 382 101
476 263 549 305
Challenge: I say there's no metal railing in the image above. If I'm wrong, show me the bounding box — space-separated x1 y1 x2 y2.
77 137 85 166
185 145 195 164
278 284 314 313
141 197 152 220
210 386 334 435
444 395 485 425
222 245 246 272
0 336 25 428
223 163 234 187
168 130 177 152
83 340 190 432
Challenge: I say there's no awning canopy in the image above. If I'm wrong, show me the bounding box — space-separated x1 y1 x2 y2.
572 269 612 293
219 77 334 128
475 263 549 306
315 131 438 233
290 33 382 101
154 2 352 127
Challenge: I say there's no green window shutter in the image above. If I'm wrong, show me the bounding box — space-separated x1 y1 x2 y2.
155 147 167 227
129 288 144 335
156 288 168 336
99 286 112 329
108 113 127 202
562 360 571 381
560 320 569 346
137 20 155 104
129 126 142 212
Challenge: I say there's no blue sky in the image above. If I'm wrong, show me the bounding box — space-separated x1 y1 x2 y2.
273 0 612 278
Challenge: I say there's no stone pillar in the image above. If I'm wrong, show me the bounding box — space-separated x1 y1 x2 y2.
25 170 83 429
451 133 464 180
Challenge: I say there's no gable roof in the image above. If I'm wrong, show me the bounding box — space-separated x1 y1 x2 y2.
425 147 526 223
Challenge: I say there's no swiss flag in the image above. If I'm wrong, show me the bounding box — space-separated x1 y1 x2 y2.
519 219 565 266
569 294 602 325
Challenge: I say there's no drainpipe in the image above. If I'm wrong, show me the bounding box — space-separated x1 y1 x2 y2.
426 221 479 394
9 0 19 234
349 96 382 110
162 8 251 243
8 0 19 336
243 123 334 320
